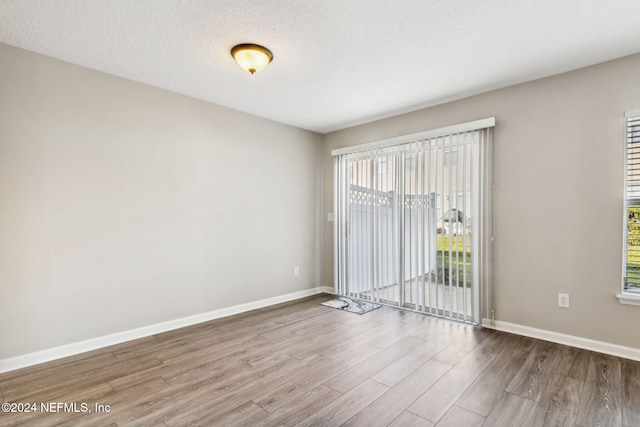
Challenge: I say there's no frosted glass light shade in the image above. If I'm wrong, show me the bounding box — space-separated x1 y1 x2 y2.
231 44 273 74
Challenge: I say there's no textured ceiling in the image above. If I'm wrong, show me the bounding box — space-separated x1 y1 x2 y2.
1 0 640 133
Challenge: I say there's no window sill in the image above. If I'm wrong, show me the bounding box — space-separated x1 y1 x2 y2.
617 293 640 306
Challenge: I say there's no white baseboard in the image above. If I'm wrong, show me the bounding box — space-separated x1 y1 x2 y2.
0 287 330 374
482 318 640 362
320 285 335 294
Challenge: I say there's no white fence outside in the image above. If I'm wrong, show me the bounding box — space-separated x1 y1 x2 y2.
347 185 437 305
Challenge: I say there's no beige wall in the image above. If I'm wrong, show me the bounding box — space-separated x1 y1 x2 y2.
321 53 640 349
0 43 321 359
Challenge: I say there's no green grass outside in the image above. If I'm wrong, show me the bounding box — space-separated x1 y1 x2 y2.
627 247 640 290
436 235 472 286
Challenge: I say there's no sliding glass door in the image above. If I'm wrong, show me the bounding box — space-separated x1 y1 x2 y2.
333 121 493 324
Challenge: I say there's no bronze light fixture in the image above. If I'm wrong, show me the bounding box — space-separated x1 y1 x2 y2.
230 44 273 74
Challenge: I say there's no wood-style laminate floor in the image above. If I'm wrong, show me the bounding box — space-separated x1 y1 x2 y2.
1 294 639 426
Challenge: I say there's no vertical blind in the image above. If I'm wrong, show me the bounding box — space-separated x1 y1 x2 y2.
624 111 640 292
333 119 494 324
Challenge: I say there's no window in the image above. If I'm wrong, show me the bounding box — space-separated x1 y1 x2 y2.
621 111 640 304
404 153 415 171
443 150 459 166
376 157 387 175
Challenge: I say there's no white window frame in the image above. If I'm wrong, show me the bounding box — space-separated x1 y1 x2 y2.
619 110 640 306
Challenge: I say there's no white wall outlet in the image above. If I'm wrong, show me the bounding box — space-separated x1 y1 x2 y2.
294 266 299 276
328 213 334 222
558 293 570 308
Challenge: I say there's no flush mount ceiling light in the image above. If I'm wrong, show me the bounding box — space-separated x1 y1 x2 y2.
231 44 273 75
